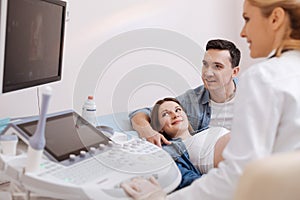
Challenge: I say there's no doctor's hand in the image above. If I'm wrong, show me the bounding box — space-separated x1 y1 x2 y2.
120 176 166 200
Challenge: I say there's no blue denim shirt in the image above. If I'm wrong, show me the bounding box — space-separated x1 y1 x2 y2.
129 85 211 132
176 85 210 132
162 138 202 190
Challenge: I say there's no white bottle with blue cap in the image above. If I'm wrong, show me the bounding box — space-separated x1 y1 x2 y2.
82 96 97 126
26 87 52 173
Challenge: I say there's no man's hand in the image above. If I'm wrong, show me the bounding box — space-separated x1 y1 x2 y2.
120 176 166 200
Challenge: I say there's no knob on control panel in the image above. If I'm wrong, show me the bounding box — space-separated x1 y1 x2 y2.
90 147 96 153
108 141 114 147
80 151 86 157
69 154 76 161
99 144 106 150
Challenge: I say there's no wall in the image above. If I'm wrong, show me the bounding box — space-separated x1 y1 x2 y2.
0 0 255 119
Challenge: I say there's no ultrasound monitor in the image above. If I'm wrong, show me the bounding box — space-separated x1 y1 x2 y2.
15 111 110 162
0 0 66 94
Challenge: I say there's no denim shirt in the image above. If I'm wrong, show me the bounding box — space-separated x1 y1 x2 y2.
163 138 202 190
176 85 210 132
128 85 211 132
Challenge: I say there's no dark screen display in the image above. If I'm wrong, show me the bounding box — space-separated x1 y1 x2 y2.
17 112 109 162
3 0 66 93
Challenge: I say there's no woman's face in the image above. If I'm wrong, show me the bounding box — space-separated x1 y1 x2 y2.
240 0 275 58
158 101 189 138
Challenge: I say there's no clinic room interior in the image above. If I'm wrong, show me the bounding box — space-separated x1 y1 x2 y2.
0 0 254 119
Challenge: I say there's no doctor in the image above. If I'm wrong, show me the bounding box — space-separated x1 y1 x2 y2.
121 0 300 199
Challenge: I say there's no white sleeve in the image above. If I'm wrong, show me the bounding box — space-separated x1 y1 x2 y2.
168 65 282 200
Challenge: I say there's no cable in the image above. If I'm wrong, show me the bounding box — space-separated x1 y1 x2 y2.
37 87 41 115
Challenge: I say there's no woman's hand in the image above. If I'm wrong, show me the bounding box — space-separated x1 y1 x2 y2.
146 132 171 147
120 176 166 200
131 113 171 147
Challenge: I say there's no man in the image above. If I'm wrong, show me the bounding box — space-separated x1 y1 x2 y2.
129 39 241 147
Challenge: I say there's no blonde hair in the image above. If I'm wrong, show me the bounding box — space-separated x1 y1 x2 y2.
247 0 300 56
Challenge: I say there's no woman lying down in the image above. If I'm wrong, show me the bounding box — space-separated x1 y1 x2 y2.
123 97 231 191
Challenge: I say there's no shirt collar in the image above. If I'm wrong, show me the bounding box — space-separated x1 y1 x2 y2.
201 88 210 105
268 49 276 58
201 78 238 105
268 49 292 58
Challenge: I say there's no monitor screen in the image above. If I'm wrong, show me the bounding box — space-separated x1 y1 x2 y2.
17 111 110 162
0 0 66 93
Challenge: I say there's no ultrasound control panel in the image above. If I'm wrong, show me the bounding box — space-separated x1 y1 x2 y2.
0 110 181 199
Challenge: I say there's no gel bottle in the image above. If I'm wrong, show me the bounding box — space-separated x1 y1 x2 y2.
82 96 97 126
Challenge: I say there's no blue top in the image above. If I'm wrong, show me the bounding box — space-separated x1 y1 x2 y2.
163 138 201 190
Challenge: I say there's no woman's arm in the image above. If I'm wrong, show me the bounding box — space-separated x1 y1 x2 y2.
131 112 171 147
214 133 231 167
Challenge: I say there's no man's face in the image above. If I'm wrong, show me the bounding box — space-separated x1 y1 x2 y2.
201 49 238 92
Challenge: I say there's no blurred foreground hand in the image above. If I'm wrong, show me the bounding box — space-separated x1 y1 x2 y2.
120 176 166 200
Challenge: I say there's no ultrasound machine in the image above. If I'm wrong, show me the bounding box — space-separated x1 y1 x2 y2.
0 0 181 198
0 110 181 199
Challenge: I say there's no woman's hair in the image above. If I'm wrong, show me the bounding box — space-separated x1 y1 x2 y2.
247 0 300 56
150 97 193 139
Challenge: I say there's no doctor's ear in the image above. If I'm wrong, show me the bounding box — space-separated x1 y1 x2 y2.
270 7 286 30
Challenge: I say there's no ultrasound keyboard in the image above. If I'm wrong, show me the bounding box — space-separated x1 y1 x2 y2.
0 110 181 199
1 138 181 200
38 138 174 184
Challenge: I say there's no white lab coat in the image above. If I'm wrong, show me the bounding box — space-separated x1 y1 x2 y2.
168 50 300 200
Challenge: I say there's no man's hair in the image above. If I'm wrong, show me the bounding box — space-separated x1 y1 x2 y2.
206 39 241 68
